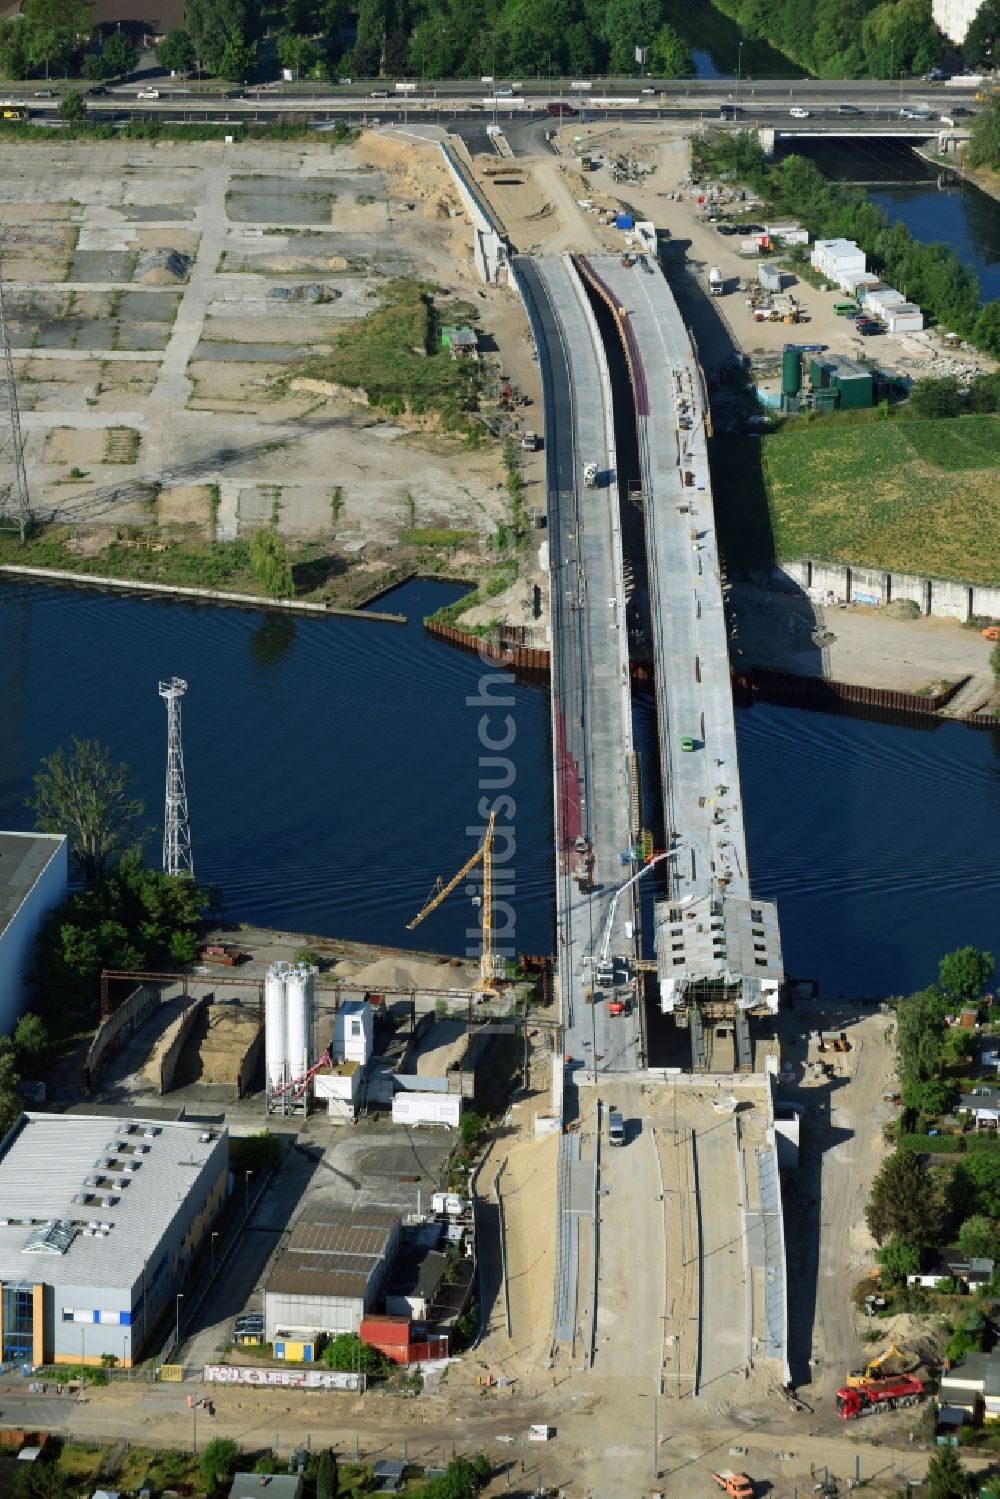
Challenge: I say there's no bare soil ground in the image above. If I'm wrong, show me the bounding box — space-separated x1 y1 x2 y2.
0 136 522 607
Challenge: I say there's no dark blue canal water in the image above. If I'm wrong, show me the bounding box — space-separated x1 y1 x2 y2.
0 579 555 961
775 137 1000 302
3 578 1000 1000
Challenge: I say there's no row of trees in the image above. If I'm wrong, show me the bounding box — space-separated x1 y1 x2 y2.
707 0 944 79
197 1440 489 1499
698 132 1000 356
158 0 694 83
908 371 1000 418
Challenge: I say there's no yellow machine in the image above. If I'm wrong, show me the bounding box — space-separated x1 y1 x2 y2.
846 1344 909 1388
407 810 502 998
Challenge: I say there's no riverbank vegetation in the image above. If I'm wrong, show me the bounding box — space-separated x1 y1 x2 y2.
694 132 999 355
968 94 1000 171
706 0 942 78
726 413 1000 584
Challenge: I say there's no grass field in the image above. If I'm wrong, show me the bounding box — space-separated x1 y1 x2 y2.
756 414 1000 584
305 279 480 433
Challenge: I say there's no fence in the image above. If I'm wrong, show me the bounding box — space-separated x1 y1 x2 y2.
84 984 157 1091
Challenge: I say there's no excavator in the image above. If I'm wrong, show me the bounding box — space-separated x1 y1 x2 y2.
406 810 504 1000
845 1344 911 1388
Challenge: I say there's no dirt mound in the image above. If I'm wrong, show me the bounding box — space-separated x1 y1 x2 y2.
135 248 190 284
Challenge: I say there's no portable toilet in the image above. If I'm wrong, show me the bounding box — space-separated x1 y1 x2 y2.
614 212 634 230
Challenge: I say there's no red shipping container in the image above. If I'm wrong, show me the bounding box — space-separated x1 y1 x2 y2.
360 1315 411 1347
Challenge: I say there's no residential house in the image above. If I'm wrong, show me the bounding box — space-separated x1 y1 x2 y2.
940 1351 1000 1424
906 1251 995 1290
958 1088 1000 1129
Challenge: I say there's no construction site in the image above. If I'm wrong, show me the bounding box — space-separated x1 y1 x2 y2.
1 110 996 1499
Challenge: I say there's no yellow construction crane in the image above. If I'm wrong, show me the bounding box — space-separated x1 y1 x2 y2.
407 811 501 997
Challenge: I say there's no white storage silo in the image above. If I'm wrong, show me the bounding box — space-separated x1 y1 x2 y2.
285 964 315 1083
264 962 289 1091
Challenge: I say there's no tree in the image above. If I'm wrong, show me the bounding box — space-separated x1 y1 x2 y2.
865 1149 943 1246
963 0 1000 69
421 1455 490 1499
875 1234 920 1285
939 947 995 1005
0 1048 22 1138
896 985 948 1088
13 1013 48 1061
58 89 87 123
249 524 294 597
459 1109 483 1148
0 19 29 78
101 29 138 76
968 93 1000 170
185 0 259 75
321 1332 390 1375
926 1446 967 1499
958 1213 998 1260
316 1449 339 1499
277 30 322 74
199 1439 239 1495
219 35 259 80
156 28 196 74
28 737 144 885
649 22 693 76
20 0 93 77
908 376 961 418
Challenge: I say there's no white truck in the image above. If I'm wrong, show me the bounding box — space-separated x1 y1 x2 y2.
583 461 598 488
709 266 724 296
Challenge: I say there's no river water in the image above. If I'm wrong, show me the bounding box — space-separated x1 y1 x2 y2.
3 579 1000 1000
775 136 1000 301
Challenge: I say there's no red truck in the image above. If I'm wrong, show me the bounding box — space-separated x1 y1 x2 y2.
836 1374 924 1420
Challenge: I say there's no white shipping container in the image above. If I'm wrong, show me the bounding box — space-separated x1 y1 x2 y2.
392 1092 462 1128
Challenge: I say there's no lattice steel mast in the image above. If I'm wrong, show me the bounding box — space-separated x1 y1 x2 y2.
159 677 194 878
0 229 31 541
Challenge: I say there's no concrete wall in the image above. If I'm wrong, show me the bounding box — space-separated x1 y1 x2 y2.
237 1025 264 1099
84 984 158 1090
0 835 67 1035
158 994 208 1095
773 561 1000 622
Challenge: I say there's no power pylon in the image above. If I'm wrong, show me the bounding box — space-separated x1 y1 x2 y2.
0 229 31 541
159 677 194 878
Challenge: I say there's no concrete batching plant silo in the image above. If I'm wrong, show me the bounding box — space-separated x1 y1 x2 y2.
264 961 316 1116
285 964 315 1085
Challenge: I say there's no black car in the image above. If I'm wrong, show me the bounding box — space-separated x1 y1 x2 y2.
716 223 739 235
88 84 109 96
858 322 883 336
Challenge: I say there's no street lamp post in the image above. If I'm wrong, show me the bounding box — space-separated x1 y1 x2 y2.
211 1231 219 1279
175 1292 184 1350
244 1169 253 1218
736 41 743 111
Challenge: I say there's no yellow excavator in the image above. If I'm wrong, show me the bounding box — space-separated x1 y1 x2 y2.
407 810 503 999
846 1344 911 1388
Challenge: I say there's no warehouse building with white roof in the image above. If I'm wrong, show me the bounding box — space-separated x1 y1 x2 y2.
0 1112 227 1367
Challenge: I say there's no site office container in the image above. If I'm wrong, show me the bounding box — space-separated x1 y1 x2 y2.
361 1314 411 1348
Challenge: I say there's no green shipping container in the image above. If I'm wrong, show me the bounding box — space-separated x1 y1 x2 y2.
810 357 830 389
833 373 873 410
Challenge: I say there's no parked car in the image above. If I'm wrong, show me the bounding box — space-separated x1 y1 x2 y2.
716 223 739 235
789 106 810 118
857 321 884 336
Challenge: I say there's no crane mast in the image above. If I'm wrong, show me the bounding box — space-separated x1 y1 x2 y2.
407 811 499 996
